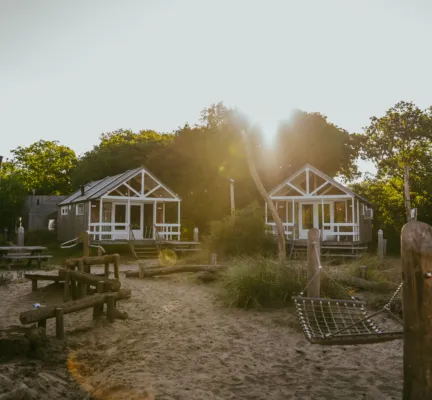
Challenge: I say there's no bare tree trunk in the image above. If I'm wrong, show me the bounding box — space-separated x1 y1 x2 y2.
404 165 412 222
241 130 286 262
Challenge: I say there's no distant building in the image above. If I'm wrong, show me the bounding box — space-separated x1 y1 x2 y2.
23 195 68 232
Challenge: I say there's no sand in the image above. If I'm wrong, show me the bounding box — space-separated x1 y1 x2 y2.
0 265 403 400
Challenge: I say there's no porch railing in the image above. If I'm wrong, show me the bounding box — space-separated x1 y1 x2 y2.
89 222 181 241
266 222 296 239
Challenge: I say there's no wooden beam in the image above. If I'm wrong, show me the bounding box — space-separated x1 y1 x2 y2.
401 221 432 399
287 182 306 196
124 182 140 197
310 181 329 196
64 254 120 268
126 264 226 278
307 228 320 297
58 268 121 291
20 289 131 325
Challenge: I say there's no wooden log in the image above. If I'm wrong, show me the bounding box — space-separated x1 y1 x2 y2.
307 228 321 298
104 262 109 278
38 319 46 329
401 221 432 400
31 280 37 292
58 268 121 291
114 257 120 279
77 260 84 299
64 254 120 268
20 288 131 325
126 264 227 278
106 294 115 323
25 274 63 282
55 308 64 339
63 270 70 302
93 282 105 319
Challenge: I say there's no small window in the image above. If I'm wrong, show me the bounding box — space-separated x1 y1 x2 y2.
36 198 40 206
76 203 84 216
365 207 374 220
61 206 68 215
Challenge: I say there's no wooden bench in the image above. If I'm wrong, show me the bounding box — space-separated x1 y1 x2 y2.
25 274 63 291
2 255 53 269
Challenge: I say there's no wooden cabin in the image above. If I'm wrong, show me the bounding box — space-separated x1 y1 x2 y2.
57 167 181 243
266 164 373 244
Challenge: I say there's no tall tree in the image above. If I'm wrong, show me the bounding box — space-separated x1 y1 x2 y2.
361 101 432 222
10 140 77 195
272 110 360 185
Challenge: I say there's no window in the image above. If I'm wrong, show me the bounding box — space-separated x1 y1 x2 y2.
365 207 374 219
334 202 346 223
61 206 68 215
76 203 84 216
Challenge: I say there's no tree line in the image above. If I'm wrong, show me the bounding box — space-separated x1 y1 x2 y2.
1 101 431 251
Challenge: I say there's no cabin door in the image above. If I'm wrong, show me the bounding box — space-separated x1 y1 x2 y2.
299 203 318 239
130 204 143 240
143 203 154 239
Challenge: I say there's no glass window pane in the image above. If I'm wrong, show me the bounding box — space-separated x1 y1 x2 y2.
302 204 313 229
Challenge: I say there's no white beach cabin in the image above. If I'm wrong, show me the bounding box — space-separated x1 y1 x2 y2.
266 164 373 243
57 167 181 243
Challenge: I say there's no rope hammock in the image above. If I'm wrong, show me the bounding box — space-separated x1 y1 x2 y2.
293 243 404 346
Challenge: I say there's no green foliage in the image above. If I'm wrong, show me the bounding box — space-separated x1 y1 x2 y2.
271 110 361 185
220 257 347 308
9 140 77 195
206 202 275 259
0 173 27 232
24 230 58 246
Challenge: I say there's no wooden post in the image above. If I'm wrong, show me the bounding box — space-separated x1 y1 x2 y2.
307 228 321 298
38 319 46 329
93 281 105 319
230 178 235 215
81 231 90 257
139 264 145 279
401 221 432 400
377 229 384 259
404 165 412 223
113 255 120 279
210 253 217 265
104 262 109 278
359 265 367 279
193 227 199 243
63 270 70 302
76 260 84 299
55 308 64 339
106 294 115 323
31 279 37 292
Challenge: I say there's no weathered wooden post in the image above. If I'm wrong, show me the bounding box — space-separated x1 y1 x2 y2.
93 281 105 319
401 221 432 399
210 253 217 266
113 254 120 279
193 227 199 243
377 229 384 259
307 228 321 298
55 308 64 339
81 231 90 257
229 178 235 216
104 261 110 278
106 294 115 323
63 270 70 302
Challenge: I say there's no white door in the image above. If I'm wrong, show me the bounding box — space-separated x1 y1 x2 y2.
299 203 318 239
129 204 143 240
112 203 128 240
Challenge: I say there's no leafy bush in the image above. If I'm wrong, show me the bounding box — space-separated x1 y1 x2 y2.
206 202 275 259
219 256 347 308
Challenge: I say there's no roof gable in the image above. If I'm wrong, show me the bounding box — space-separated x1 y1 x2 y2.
59 167 180 205
270 164 371 205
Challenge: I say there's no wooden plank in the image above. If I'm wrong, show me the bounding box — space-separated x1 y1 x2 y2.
58 268 121 291
401 221 432 399
307 228 320 298
20 288 131 324
3 255 53 260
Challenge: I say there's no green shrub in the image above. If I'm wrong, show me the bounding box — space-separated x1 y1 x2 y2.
0 273 13 286
220 256 347 308
206 202 275 259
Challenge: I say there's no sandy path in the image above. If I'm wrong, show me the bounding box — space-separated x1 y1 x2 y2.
0 266 403 400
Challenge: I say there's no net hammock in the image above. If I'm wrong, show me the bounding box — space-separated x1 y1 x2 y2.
292 243 404 346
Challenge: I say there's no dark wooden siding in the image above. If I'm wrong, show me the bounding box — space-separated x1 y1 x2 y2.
57 202 90 242
359 202 373 243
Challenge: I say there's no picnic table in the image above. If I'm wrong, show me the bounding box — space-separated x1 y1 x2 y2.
0 246 53 270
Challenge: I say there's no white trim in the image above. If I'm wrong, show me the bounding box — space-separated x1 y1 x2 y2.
306 168 310 194
101 195 179 201
287 182 306 196
76 203 84 216
309 181 329 196
271 195 352 200
124 182 141 197
141 171 145 195
143 184 162 198
61 206 68 215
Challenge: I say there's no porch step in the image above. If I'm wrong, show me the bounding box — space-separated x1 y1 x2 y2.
132 244 160 260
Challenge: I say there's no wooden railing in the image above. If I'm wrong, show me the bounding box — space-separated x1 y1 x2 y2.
154 223 180 241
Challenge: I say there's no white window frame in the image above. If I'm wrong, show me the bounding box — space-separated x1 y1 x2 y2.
76 203 84 216
364 207 374 220
61 206 68 216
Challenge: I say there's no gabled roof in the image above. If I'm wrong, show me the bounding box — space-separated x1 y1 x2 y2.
59 167 180 205
270 163 372 206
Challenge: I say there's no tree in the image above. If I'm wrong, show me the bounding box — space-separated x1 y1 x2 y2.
0 172 27 236
72 129 172 187
10 140 77 195
272 110 360 185
361 101 432 222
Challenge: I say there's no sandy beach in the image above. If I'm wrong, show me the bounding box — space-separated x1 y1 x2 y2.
0 265 403 400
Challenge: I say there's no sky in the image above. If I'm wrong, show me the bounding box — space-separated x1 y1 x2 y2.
1 0 432 177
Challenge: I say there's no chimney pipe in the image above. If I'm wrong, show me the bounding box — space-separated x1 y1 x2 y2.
80 185 85 196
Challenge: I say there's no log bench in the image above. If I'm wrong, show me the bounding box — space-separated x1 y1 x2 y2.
25 274 63 292
19 289 131 339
